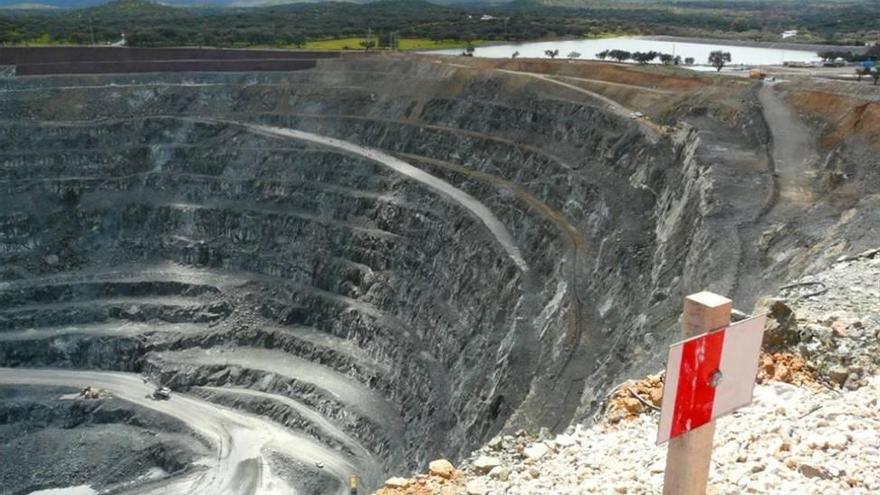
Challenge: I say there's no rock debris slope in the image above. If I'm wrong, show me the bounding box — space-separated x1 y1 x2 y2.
374 250 880 495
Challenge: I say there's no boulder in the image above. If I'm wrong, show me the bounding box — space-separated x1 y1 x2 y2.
755 298 799 348
554 434 576 447
488 436 503 450
801 323 833 344
798 463 833 480
466 480 488 495
428 459 455 479
524 442 550 461
473 455 502 474
489 466 510 481
621 397 644 414
831 321 849 338
828 366 849 387
384 477 411 488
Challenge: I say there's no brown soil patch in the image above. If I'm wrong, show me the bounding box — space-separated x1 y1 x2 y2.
757 351 818 388
606 373 664 423
373 472 466 495
605 352 817 423
434 56 725 92
787 90 880 151
553 77 669 111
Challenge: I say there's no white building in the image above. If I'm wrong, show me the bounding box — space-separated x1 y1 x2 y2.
781 30 799 39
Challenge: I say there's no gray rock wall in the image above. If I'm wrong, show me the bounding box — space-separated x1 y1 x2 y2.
0 58 742 490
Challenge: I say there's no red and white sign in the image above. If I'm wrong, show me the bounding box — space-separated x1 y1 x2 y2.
657 314 767 444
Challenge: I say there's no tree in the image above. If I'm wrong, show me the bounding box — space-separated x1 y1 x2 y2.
596 49 609 60
819 51 838 62
709 50 732 72
466 42 475 55
673 55 682 65
684 57 695 65
289 33 306 48
730 16 749 32
360 39 376 51
511 51 519 59
545 49 559 59
660 53 675 64
379 32 399 50
568 51 581 60
632 51 658 64
608 49 631 62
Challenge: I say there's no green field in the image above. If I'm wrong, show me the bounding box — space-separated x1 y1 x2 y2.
302 37 491 51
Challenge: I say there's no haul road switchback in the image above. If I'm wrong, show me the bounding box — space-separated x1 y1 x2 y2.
0 368 357 495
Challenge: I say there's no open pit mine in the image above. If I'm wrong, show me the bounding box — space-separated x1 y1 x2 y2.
1 50 878 495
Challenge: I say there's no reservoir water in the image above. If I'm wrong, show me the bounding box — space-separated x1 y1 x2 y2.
428 37 821 68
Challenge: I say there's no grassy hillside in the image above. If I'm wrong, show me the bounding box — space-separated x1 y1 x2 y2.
0 0 877 48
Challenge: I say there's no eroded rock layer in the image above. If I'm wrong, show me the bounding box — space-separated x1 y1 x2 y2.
0 57 746 493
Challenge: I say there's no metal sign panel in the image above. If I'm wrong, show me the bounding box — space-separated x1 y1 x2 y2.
657 314 767 444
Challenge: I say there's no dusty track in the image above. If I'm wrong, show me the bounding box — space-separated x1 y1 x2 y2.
0 368 356 495
437 61 664 138
496 69 663 137
228 121 530 273
758 83 819 209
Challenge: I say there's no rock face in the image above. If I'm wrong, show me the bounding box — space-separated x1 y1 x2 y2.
0 57 856 494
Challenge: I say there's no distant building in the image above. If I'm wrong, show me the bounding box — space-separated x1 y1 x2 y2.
480 14 496 21
781 30 799 40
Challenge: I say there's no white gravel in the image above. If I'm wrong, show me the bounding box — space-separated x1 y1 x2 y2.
451 251 880 495
465 376 880 495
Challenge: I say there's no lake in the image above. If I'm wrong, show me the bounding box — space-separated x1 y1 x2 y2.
428 37 821 68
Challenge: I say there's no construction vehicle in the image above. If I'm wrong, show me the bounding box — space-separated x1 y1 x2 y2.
78 386 102 400
152 386 172 400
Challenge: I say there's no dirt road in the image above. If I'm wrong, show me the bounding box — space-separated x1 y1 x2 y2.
0 368 356 495
733 81 822 304
758 82 819 209
436 62 664 138
231 121 530 273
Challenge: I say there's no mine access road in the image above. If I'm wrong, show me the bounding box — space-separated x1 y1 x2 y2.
0 368 357 495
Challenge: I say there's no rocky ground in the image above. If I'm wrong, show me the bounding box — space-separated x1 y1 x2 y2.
373 248 880 495
0 385 203 494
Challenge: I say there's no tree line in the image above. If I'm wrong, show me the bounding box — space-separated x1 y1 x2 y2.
1 0 879 49
593 48 733 71
818 46 880 64
506 46 733 71
595 49 693 66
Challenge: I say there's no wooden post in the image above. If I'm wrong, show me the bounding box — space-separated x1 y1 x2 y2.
662 291 732 495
